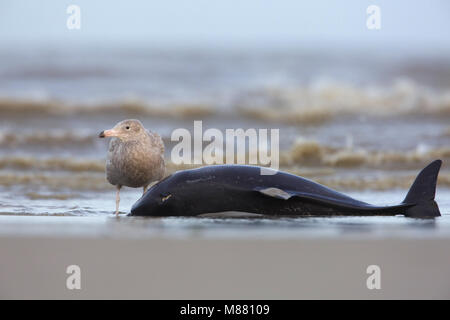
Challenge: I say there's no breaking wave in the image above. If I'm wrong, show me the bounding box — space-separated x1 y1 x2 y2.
0 165 448 191
284 138 450 169
1 79 449 123
0 138 449 174
0 171 108 190
0 130 95 147
235 79 450 123
0 97 215 118
0 139 448 191
0 156 105 172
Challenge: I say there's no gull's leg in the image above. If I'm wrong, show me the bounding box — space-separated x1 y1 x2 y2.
115 185 121 216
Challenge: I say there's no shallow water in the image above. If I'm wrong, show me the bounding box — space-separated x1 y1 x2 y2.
0 187 449 239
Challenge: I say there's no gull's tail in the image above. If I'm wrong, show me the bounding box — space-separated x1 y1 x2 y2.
403 160 442 218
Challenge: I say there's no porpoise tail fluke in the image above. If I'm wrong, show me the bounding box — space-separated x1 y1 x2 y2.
403 159 442 218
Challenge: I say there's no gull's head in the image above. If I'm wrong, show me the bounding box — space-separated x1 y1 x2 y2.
99 119 146 141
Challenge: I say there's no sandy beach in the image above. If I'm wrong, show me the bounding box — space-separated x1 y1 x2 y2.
1 215 450 299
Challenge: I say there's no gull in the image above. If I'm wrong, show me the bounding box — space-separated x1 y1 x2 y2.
99 119 165 215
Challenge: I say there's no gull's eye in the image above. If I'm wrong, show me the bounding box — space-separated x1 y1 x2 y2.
125 126 130 130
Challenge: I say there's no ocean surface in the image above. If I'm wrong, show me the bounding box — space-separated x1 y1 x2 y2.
0 44 449 236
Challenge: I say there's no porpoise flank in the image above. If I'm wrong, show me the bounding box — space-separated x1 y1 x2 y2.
130 160 442 218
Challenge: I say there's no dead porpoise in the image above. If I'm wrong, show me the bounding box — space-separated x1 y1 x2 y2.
130 160 442 218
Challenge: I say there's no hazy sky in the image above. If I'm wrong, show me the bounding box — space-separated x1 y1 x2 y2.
0 0 449 48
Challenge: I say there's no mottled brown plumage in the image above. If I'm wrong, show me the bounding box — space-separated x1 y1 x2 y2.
99 119 165 215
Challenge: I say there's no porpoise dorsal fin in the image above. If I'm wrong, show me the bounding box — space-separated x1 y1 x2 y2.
258 187 292 200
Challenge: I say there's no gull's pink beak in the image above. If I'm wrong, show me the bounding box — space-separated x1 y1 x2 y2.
99 129 118 138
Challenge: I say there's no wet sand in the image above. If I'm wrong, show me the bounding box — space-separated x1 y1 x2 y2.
1 233 450 299
1 215 450 299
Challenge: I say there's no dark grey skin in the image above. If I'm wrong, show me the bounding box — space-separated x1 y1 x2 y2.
131 160 442 218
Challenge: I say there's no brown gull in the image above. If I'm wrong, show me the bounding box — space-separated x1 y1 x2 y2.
99 119 165 215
